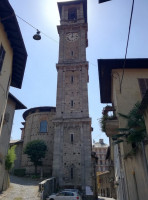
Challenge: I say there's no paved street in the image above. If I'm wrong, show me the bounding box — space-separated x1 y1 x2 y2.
0 175 117 200
98 196 116 200
0 175 40 200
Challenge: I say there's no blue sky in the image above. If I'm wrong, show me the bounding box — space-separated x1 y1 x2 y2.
9 0 148 144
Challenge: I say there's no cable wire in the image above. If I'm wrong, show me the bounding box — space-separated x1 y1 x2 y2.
120 0 135 93
16 15 58 43
16 15 37 30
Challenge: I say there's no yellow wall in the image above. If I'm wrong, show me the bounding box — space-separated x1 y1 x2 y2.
112 69 148 123
111 68 148 200
0 97 16 191
0 22 13 135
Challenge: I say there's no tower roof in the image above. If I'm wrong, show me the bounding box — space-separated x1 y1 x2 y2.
23 106 56 120
58 0 87 23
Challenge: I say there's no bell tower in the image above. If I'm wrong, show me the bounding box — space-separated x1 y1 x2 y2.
53 0 93 193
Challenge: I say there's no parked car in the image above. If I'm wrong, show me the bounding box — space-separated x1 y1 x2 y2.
46 191 82 200
62 189 82 196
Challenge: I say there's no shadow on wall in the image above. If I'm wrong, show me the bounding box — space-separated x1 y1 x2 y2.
10 175 40 186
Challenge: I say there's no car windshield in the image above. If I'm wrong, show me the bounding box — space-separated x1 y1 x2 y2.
57 192 65 196
65 192 74 196
63 189 81 195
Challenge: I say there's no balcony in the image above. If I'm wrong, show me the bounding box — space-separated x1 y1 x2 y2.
105 119 119 137
101 106 119 137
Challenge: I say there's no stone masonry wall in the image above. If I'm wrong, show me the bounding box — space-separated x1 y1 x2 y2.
21 108 56 175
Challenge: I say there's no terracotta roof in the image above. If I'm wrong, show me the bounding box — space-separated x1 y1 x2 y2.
0 0 27 89
98 58 148 103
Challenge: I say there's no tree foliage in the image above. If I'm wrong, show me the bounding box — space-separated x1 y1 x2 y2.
24 140 47 174
113 102 147 149
5 145 16 171
100 106 117 132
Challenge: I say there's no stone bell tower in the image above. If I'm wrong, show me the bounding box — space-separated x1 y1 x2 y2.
52 0 93 193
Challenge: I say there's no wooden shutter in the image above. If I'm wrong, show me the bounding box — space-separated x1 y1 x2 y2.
138 78 148 98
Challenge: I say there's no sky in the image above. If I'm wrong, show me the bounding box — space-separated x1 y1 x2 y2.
9 0 148 144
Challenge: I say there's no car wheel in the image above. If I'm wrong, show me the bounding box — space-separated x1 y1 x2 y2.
50 199 54 200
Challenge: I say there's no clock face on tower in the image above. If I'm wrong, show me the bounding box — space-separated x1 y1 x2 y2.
66 32 79 42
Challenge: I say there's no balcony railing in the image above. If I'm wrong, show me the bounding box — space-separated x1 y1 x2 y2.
101 106 119 137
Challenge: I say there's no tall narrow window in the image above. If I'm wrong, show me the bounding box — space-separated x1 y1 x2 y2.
71 76 73 83
68 8 77 21
0 44 6 73
40 120 48 132
71 167 73 179
71 100 73 107
138 78 148 98
71 133 74 143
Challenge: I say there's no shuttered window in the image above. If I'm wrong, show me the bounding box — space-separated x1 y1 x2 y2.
138 79 148 98
0 44 6 72
40 120 48 133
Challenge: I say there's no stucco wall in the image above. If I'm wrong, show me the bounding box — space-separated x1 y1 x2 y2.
112 68 148 200
0 98 16 192
0 22 13 135
112 69 148 125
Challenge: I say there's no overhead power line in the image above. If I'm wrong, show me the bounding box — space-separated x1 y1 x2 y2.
0 13 58 43
16 15 58 43
1 13 98 66
120 0 135 93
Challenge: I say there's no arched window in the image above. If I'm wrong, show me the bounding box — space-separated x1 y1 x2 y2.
40 120 47 133
68 8 77 21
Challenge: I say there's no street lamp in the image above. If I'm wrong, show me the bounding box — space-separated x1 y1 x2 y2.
33 29 41 40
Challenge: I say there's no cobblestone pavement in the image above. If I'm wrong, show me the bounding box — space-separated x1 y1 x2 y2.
0 175 40 200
